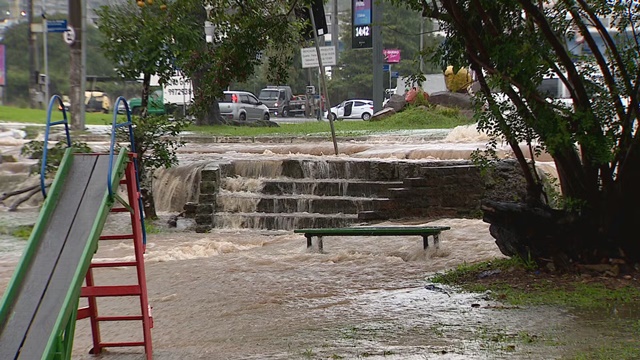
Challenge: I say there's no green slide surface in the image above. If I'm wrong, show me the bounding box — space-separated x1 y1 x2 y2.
0 148 128 360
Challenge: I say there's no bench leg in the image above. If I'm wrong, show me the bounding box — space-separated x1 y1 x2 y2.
306 235 313 249
318 236 323 252
422 235 429 250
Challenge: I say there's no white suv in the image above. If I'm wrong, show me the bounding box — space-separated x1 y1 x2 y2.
219 91 270 121
326 99 374 121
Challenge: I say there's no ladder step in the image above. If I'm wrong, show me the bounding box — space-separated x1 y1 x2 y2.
99 234 134 240
81 285 141 297
100 341 146 348
77 307 91 320
90 261 138 268
110 207 130 213
96 315 145 322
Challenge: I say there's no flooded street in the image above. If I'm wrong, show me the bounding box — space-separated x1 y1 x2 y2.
0 124 635 359
68 217 575 360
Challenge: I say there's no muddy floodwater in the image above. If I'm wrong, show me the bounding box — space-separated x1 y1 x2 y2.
0 125 637 359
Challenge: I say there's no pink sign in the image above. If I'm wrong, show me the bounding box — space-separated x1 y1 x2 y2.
383 49 401 63
0 44 5 86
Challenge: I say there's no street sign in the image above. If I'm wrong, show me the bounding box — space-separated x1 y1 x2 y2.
391 71 399 78
63 26 76 45
301 46 337 68
382 64 390 72
47 19 68 33
383 49 401 63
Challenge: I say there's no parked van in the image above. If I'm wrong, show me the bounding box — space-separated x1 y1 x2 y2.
258 86 305 117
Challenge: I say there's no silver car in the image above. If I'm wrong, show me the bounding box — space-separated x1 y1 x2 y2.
219 91 270 121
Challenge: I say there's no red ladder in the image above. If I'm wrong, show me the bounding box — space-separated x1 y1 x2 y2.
77 155 153 359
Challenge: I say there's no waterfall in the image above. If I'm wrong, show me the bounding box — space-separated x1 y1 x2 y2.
152 162 207 212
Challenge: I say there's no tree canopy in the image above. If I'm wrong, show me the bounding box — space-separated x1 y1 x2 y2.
391 0 640 266
2 18 116 105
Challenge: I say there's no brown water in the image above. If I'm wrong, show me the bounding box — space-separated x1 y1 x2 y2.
0 124 622 359
66 217 578 360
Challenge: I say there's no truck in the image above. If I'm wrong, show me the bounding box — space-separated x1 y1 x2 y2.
127 89 165 115
125 74 192 116
257 85 306 117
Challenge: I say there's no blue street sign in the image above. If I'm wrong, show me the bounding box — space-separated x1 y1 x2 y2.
47 19 68 33
382 64 390 72
391 71 399 78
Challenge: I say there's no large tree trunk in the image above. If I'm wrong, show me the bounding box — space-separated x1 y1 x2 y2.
140 177 157 221
481 199 632 271
193 98 226 125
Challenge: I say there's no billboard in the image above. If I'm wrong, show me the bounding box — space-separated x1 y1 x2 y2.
352 0 372 49
0 44 5 86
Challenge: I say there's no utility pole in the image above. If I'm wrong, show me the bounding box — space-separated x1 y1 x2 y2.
28 0 38 108
309 6 338 155
69 0 86 130
420 16 424 73
372 0 383 112
42 0 49 105
332 0 338 54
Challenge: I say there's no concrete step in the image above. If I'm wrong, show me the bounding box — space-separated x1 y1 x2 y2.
259 179 403 198
217 193 389 215
213 212 361 231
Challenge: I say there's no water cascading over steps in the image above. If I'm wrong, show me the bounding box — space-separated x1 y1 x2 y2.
210 159 406 230
160 158 505 232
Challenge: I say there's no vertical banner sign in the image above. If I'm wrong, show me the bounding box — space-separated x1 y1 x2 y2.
352 0 372 49
0 44 5 86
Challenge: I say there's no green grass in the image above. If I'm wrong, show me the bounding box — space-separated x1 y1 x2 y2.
0 105 124 126
430 256 537 288
189 106 473 136
1 104 474 136
430 257 640 310
570 343 640 360
432 259 640 359
144 222 162 234
6 225 34 240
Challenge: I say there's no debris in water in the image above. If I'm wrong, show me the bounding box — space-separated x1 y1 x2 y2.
424 284 451 297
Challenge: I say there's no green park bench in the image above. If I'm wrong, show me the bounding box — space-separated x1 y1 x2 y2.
293 226 451 251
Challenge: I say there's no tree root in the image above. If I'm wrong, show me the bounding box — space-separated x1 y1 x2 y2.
0 183 41 202
2 183 50 211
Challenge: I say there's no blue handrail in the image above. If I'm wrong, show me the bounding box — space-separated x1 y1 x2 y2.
108 97 147 245
41 95 72 198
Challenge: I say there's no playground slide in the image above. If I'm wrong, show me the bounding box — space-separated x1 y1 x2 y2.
0 148 128 360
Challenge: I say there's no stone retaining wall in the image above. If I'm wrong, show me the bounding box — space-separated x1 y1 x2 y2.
184 159 526 232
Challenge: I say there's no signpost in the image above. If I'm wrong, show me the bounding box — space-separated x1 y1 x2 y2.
0 44 5 105
63 26 76 45
46 19 68 32
301 46 337 68
39 15 68 105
